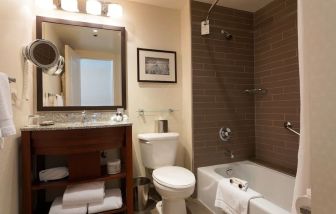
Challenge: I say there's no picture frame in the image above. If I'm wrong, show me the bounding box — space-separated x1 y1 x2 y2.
137 48 177 83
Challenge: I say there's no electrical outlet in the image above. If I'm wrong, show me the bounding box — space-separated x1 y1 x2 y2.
201 20 210 35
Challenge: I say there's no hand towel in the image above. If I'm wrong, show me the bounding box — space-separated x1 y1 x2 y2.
63 181 105 207
215 178 262 214
0 72 16 149
49 197 87 214
88 188 123 214
47 95 54 106
55 94 64 106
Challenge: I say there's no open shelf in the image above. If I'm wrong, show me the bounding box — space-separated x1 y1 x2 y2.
98 205 127 213
32 167 126 190
36 202 127 214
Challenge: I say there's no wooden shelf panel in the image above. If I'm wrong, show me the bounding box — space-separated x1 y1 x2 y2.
32 169 126 190
36 202 127 214
98 205 127 213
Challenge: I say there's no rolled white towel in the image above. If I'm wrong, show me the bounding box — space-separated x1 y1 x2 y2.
229 177 248 191
88 188 123 214
49 197 87 214
63 181 105 208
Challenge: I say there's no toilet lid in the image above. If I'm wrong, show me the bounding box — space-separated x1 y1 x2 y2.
153 166 195 189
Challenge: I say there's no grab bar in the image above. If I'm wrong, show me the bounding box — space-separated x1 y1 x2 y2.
284 121 300 136
242 88 267 95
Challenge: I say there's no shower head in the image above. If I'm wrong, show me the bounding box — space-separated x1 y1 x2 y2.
221 30 233 40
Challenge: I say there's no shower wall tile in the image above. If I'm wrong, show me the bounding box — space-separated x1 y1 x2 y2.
254 0 300 172
191 1 255 171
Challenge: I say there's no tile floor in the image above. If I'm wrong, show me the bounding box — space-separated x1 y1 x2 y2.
135 184 212 214
137 198 212 214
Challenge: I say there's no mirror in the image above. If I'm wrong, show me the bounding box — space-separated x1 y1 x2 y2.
36 16 126 111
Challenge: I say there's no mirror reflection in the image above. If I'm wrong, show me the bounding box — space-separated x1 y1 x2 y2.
41 21 122 107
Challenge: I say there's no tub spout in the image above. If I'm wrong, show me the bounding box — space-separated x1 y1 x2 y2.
224 148 234 159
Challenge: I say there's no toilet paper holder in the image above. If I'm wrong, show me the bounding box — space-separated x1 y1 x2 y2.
300 207 311 214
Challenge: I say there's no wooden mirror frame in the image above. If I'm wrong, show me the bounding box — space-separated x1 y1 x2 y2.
36 16 126 111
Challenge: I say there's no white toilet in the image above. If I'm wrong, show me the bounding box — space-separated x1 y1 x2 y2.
138 133 195 214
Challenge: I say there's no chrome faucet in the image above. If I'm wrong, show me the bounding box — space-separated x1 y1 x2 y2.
81 110 87 124
224 148 234 159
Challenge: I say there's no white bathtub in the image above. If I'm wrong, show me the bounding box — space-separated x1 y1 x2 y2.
197 161 295 214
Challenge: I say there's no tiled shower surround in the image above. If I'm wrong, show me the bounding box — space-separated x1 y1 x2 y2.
192 0 299 173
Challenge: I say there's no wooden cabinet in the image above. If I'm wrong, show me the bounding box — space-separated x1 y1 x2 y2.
21 125 133 214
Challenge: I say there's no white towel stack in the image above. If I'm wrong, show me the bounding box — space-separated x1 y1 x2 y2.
0 72 16 149
88 188 123 214
49 197 87 214
62 182 105 207
49 181 123 214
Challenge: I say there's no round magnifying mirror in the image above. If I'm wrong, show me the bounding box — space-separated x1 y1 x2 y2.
23 39 60 70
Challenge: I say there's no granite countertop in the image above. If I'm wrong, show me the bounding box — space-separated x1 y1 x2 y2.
21 121 132 131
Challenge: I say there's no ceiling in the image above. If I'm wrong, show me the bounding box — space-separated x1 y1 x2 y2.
194 0 274 12
43 22 121 53
128 0 273 12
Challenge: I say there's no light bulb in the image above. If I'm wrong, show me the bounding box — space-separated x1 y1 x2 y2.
86 0 102 16
61 0 79 12
107 4 123 18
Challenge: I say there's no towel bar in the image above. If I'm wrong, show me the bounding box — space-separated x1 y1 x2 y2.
137 108 177 116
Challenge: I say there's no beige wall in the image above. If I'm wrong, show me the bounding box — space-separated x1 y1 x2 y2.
180 0 193 170
0 1 191 211
300 0 336 213
36 0 192 176
0 0 34 213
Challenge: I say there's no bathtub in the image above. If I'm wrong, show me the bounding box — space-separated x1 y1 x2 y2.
197 161 295 214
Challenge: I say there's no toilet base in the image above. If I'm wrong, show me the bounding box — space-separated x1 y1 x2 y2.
156 199 187 214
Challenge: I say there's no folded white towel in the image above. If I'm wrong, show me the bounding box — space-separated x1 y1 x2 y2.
49 197 87 214
0 72 16 149
88 188 123 214
215 178 262 214
63 181 105 208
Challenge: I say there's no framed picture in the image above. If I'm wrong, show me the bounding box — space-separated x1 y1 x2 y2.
137 48 177 83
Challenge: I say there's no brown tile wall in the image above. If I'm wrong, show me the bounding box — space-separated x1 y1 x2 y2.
191 1 255 170
254 0 299 172
192 0 299 172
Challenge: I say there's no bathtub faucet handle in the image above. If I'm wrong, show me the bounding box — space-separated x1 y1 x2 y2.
219 127 232 142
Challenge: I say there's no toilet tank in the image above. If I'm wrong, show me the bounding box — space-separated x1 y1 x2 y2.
138 133 179 169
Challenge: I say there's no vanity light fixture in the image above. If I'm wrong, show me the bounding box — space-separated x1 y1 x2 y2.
36 0 56 10
61 0 79 12
86 0 102 16
107 3 123 18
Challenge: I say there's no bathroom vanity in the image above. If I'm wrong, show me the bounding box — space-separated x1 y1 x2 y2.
21 122 132 214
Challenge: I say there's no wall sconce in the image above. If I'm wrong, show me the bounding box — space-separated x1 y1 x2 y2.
61 0 79 12
43 0 123 18
107 3 123 18
86 0 102 15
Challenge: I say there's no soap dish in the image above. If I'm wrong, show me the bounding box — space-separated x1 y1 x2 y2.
40 121 55 126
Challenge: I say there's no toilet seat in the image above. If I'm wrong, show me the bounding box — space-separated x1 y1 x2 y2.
153 166 195 189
